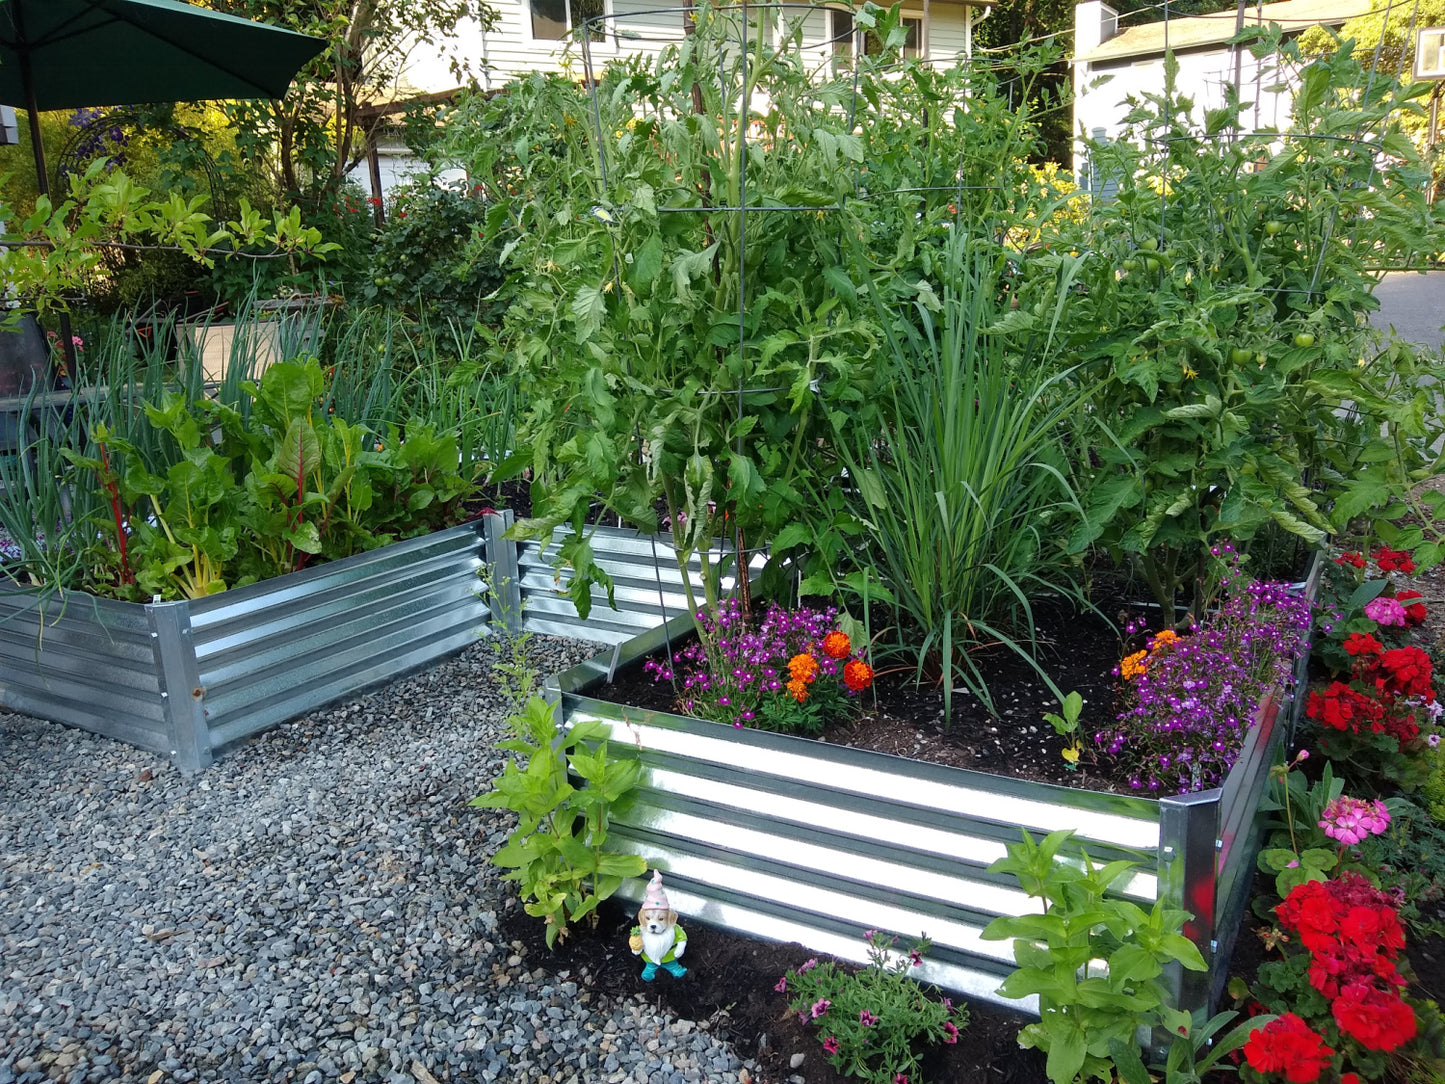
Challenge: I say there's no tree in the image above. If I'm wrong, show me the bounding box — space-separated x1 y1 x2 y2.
200 1 497 206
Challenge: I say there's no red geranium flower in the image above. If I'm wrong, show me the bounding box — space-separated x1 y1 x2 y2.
1395 589 1428 626
1333 983 1417 1051
1242 1013 1334 1083
1374 548 1416 573
1371 646 1434 699
1343 632 1384 657
1335 552 1367 569
1306 682 1386 733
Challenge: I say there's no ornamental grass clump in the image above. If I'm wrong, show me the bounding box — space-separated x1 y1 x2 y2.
644 599 873 734
1099 556 1312 793
778 931 967 1084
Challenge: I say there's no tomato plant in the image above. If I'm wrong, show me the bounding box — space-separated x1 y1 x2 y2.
1050 37 1445 621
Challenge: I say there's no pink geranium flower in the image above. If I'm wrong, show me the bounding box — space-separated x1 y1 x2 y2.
1364 597 1407 627
1319 795 1391 846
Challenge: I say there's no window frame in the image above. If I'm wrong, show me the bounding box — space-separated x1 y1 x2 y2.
827 5 926 61
526 0 612 46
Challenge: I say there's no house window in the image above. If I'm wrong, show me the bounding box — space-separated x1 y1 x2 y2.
531 0 606 42
829 7 923 60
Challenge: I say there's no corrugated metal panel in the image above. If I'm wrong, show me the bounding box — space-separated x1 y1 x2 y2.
0 589 168 754
566 690 1162 1013
190 523 491 751
518 525 762 644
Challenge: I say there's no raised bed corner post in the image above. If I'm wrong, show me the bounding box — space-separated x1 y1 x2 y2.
1157 788 1223 1036
483 509 523 638
145 600 213 772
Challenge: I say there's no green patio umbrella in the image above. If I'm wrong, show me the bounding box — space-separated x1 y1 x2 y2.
0 0 327 198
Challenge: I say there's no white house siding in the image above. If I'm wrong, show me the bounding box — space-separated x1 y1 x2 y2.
356 2 984 199
1071 0 1373 180
1074 45 1295 175
400 0 987 90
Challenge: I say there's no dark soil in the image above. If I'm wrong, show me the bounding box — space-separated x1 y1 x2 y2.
499 893 1048 1084
603 591 1134 793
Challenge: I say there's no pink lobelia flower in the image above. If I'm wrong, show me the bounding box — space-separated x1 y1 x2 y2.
1319 795 1391 846
810 998 831 1019
1364 597 1408 627
822 1037 839 1054
774 977 787 993
860 1010 878 1027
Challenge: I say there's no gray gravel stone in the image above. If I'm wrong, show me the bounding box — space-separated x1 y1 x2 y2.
0 635 758 1083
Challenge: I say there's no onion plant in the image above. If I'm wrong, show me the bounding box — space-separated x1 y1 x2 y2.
822 230 1089 721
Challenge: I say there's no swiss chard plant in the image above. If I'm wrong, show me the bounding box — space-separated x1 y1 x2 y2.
60 357 482 599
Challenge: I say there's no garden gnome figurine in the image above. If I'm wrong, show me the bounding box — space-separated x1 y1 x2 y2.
629 870 687 980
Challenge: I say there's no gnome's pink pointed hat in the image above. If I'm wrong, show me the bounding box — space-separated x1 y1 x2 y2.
642 870 670 911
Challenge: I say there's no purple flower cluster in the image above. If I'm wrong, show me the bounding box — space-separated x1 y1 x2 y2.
1098 566 1313 794
643 598 844 727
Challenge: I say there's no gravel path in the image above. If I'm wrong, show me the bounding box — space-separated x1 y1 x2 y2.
0 636 757 1084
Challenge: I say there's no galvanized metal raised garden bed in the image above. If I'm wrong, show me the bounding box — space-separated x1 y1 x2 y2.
0 519 506 770
540 542 1322 1023
0 504 1318 1028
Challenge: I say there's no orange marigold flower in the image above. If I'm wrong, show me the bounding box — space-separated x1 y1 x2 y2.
788 654 820 683
1119 650 1148 681
821 631 851 659
786 678 810 703
1149 629 1180 653
843 659 874 693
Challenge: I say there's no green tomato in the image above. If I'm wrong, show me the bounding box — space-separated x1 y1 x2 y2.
1122 258 1139 272
1264 220 1284 237
1139 237 1159 251
1229 347 1253 365
1144 256 1161 272
1294 332 1315 348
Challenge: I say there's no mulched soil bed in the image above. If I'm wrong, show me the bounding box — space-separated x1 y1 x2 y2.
500 894 1048 1084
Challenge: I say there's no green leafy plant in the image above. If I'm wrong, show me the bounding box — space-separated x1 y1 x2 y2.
0 161 334 325
981 828 1208 1084
1056 36 1445 622
1044 690 1085 767
55 355 482 598
1257 755 1346 900
779 930 968 1084
448 3 1058 623
346 182 503 320
1357 798 1445 940
469 696 648 947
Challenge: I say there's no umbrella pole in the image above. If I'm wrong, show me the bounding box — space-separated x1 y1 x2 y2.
18 15 79 385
